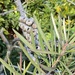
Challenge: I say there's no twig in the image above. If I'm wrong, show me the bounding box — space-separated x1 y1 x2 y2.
10 65 33 74
0 10 17 16
19 52 22 72
47 42 68 75
52 42 68 68
0 28 11 72
12 64 45 75
14 0 27 17
67 0 75 6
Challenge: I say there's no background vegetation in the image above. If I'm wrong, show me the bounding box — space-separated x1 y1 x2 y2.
0 0 75 75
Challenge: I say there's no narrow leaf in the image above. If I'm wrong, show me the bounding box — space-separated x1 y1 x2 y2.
63 18 67 41
23 62 31 75
33 14 51 51
13 29 59 55
0 58 20 75
19 42 45 74
60 61 73 75
51 13 60 40
39 64 55 72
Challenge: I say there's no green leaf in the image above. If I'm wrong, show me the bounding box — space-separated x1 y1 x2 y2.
63 18 67 41
51 13 60 40
33 14 51 51
19 42 45 74
38 31 45 50
39 64 55 72
3 28 9 35
0 58 20 75
13 29 59 55
22 62 31 75
0 0 3 3
30 29 36 49
33 68 37 75
60 61 73 75
13 29 37 51
69 36 75 44
0 17 5 21
66 49 75 53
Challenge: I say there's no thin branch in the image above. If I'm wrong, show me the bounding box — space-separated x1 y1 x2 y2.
0 10 17 16
12 45 20 49
0 28 9 45
19 52 22 72
14 0 27 18
67 0 75 5
0 28 12 72
11 64 44 75
52 42 68 68
10 65 33 74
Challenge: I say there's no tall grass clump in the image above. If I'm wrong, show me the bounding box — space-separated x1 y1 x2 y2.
0 13 75 75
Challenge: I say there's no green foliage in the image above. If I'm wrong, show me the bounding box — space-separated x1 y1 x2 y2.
0 38 7 59
0 0 19 29
0 14 75 75
24 0 75 33
0 0 75 75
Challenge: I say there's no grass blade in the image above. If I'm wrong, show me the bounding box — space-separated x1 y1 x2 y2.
19 42 45 74
60 61 73 75
23 62 32 75
0 58 20 75
51 13 60 40
63 18 67 41
33 14 51 51
13 29 58 55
